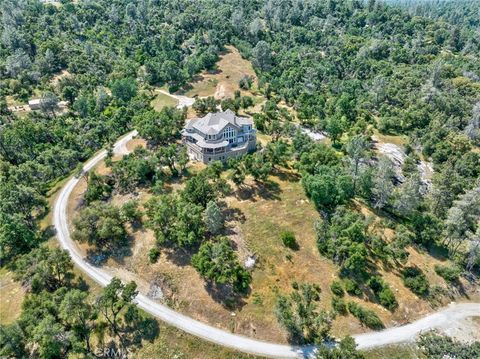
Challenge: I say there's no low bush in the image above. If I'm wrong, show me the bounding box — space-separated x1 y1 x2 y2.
418 331 480 358
367 276 398 311
330 280 345 297
331 296 347 315
434 264 461 283
149 248 160 263
378 287 397 311
343 278 362 296
401 266 429 296
347 302 384 330
280 230 298 250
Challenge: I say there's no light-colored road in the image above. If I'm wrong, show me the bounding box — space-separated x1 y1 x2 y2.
53 131 480 358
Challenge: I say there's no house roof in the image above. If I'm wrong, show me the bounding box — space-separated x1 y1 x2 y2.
28 99 41 105
186 110 253 135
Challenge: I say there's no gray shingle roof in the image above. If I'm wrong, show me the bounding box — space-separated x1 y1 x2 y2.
187 110 253 135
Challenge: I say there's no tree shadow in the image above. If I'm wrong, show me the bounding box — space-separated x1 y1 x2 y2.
163 246 194 267
206 68 222 75
451 279 470 299
272 169 300 183
100 316 160 358
235 179 282 201
41 225 56 242
124 316 160 346
85 235 134 267
426 242 449 261
222 205 246 224
203 281 249 310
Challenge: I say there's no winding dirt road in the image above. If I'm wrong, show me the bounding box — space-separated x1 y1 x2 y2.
53 131 480 358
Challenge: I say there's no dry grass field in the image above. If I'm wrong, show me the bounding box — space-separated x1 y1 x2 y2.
0 269 25 325
184 45 258 99
65 134 471 344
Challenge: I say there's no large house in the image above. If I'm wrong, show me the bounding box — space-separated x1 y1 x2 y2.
181 109 257 164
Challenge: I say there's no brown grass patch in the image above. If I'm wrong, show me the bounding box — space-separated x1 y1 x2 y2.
151 92 178 111
0 269 25 324
50 69 71 87
184 46 258 99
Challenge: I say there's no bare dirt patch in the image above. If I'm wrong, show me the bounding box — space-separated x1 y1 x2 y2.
50 69 71 87
126 137 147 152
184 45 258 100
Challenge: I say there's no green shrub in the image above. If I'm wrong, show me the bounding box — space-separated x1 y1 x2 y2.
378 287 397 311
343 278 362 296
367 276 398 311
149 248 160 263
331 296 347 315
434 264 461 283
330 280 345 297
280 230 298 250
366 276 383 293
84 171 112 203
252 293 263 305
347 302 384 330
401 266 429 296
239 75 253 90
121 200 142 224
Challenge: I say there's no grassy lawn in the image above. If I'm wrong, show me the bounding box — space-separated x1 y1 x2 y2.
185 78 219 98
151 92 178 111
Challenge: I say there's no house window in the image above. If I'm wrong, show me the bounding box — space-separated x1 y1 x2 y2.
223 127 236 140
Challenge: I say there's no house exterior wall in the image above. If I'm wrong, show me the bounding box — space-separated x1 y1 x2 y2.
185 134 256 164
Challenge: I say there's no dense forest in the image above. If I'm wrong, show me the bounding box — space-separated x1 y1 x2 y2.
1 0 479 358
386 0 480 29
